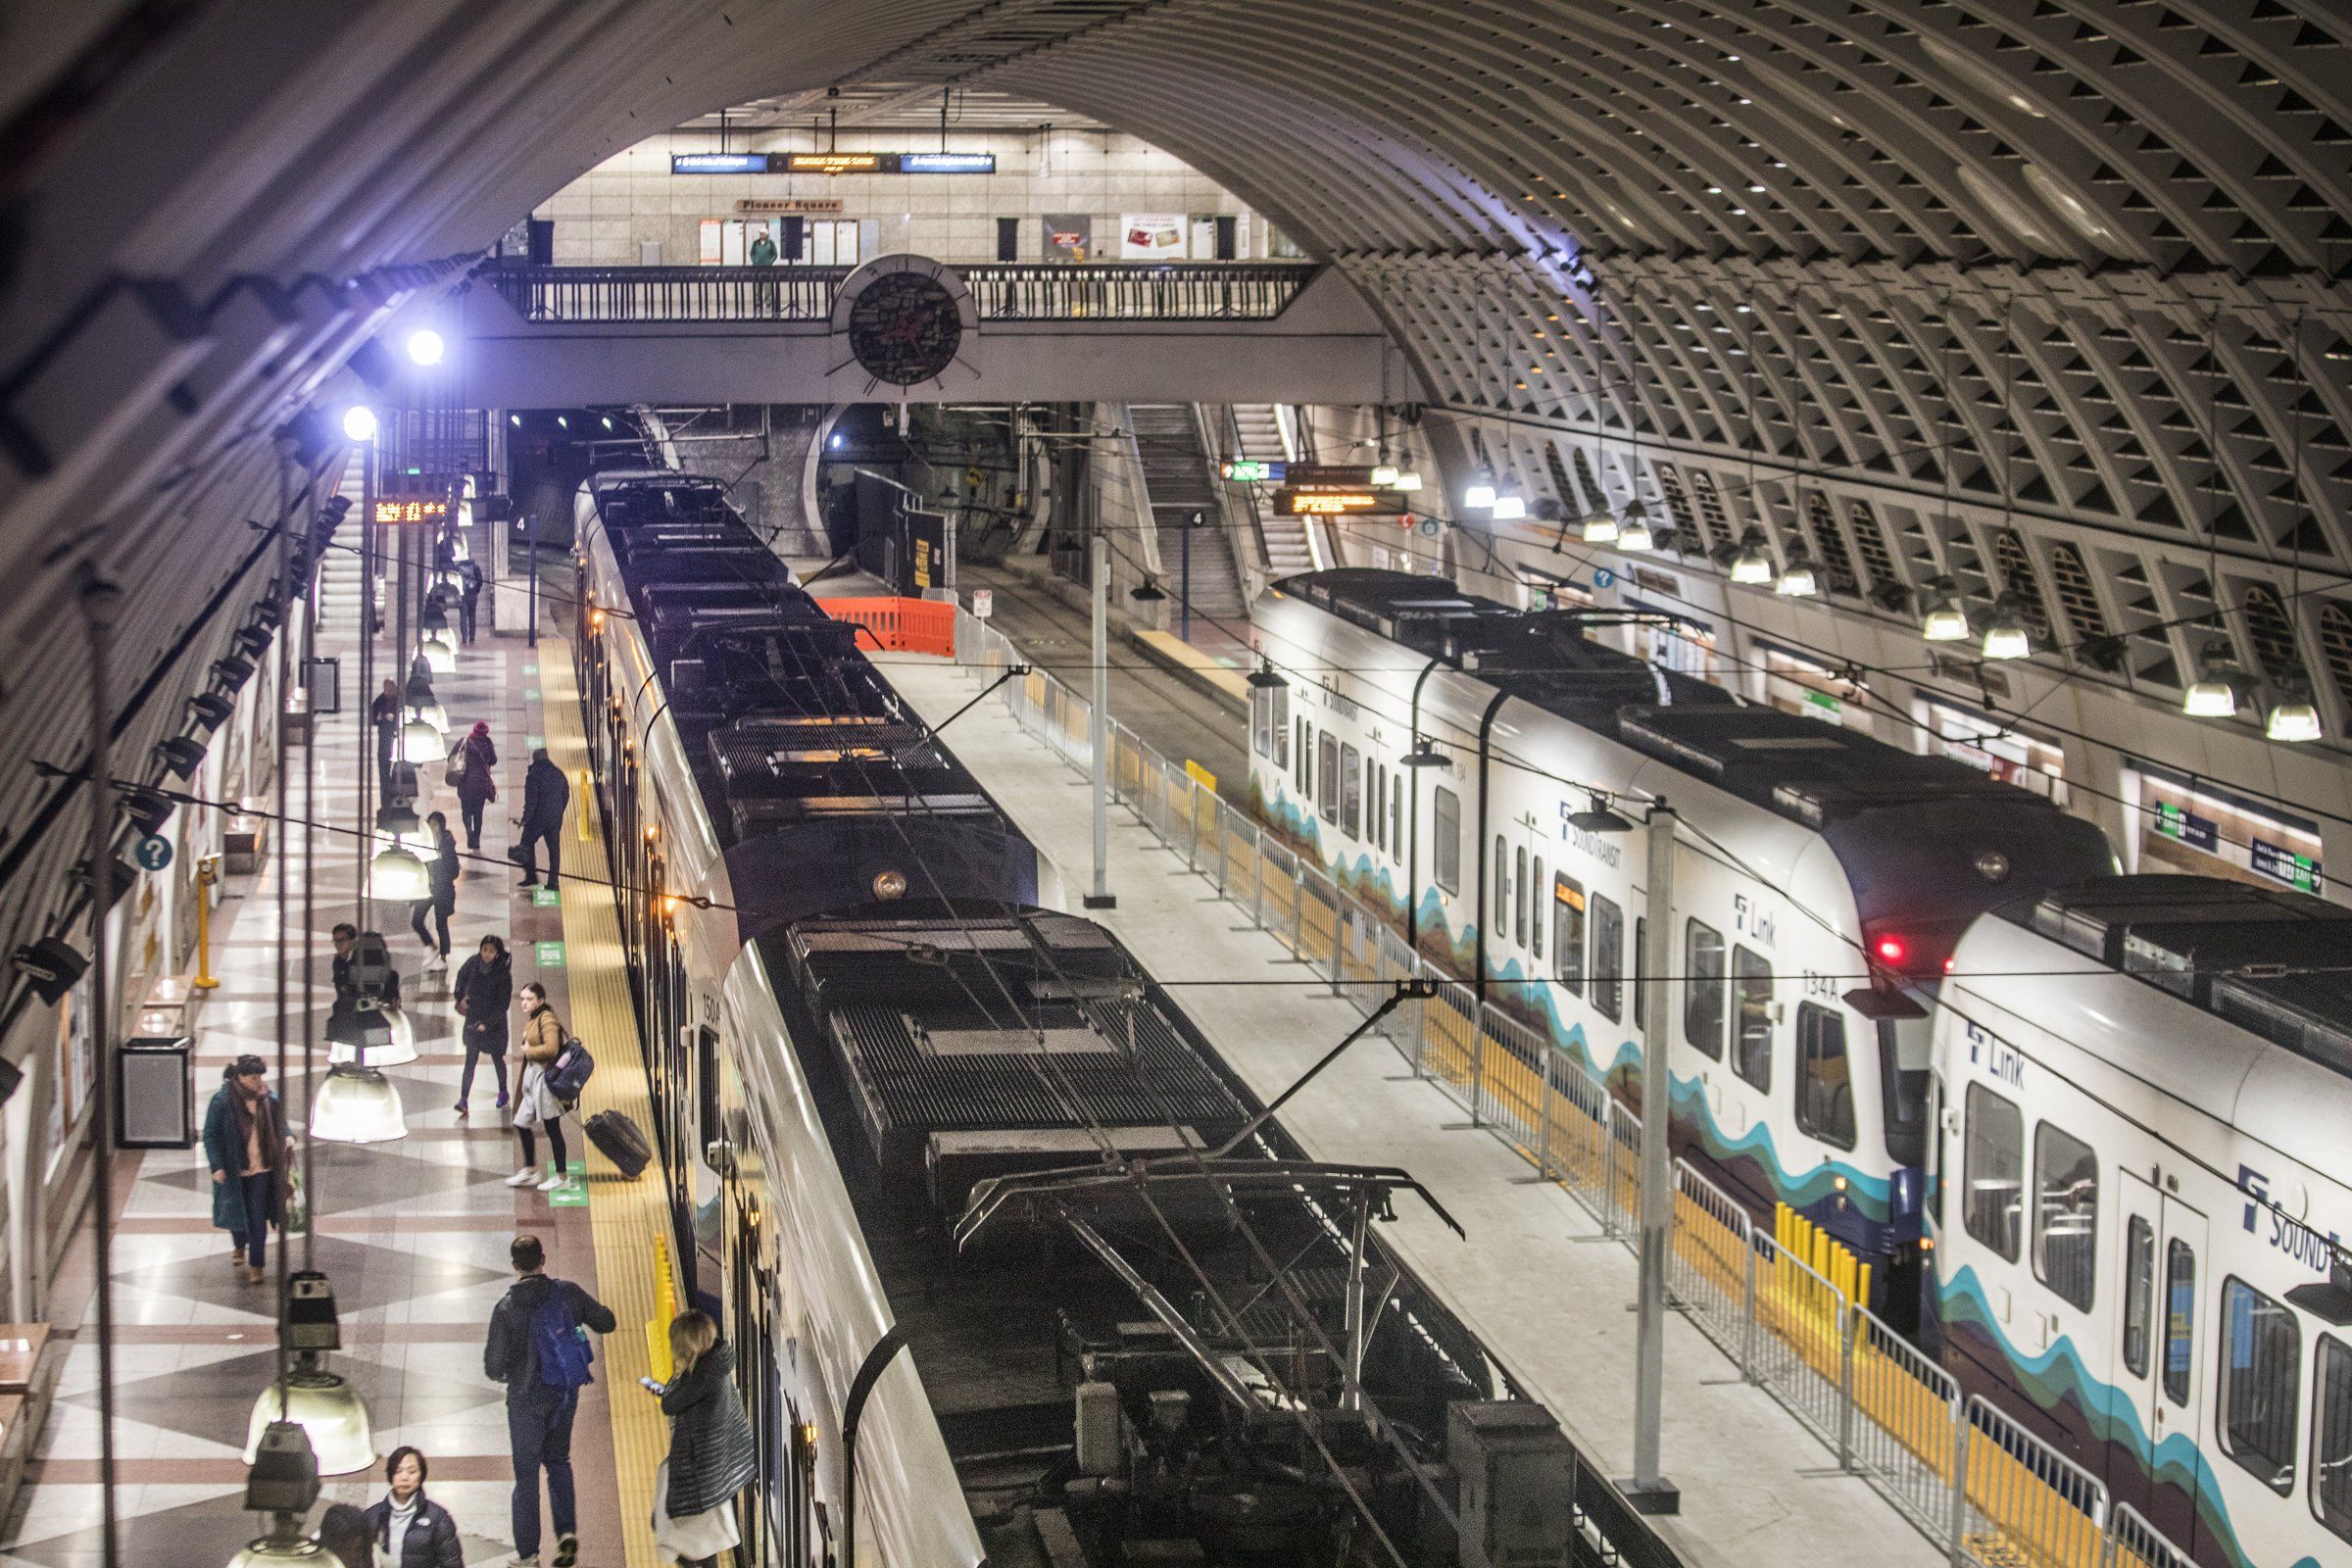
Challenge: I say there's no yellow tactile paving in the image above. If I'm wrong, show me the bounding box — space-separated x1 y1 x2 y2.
540 641 666 1568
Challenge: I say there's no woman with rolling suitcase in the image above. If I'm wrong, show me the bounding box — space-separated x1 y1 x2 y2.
507 982 571 1191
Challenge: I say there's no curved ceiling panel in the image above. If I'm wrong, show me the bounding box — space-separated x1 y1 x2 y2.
3 0 2351 987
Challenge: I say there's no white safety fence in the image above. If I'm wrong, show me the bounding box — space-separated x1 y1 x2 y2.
953 611 2192 1568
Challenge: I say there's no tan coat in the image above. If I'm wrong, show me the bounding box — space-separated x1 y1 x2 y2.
519 1003 566 1065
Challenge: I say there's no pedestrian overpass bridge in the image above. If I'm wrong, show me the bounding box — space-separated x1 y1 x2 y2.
450 258 1414 407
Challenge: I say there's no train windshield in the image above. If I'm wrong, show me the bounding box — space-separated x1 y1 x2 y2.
1878 1015 1930 1165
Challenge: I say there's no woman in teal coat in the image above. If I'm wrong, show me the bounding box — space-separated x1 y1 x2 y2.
202 1054 292 1284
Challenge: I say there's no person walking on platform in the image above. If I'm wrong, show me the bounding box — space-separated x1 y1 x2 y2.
514 749 569 890
651 1310 757 1568
453 935 514 1115
507 983 572 1190
370 679 401 801
485 1234 615 1568
410 810 459 968
449 720 498 851
458 556 484 644
202 1054 293 1284
364 1446 464 1568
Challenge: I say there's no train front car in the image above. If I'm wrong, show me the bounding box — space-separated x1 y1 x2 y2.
1248 568 2113 1327
1934 877 2352 1568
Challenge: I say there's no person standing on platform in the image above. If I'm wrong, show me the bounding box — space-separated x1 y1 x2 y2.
370 678 401 800
653 1310 758 1568
748 221 778 312
202 1054 292 1285
314 1503 375 1568
458 556 484 645
449 720 498 851
364 1446 464 1568
485 1234 615 1568
507 982 572 1191
410 809 459 969
514 749 569 890
453 935 514 1115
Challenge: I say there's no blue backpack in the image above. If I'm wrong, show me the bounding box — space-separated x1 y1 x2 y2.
545 1039 595 1104
530 1286 595 1393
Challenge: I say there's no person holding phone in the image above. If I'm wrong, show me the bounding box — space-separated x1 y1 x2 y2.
652 1310 757 1568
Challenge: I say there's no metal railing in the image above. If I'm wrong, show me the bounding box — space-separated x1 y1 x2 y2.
486 261 1319 323
949 608 2195 1568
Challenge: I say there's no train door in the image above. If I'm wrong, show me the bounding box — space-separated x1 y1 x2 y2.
728 1192 783 1565
2113 1170 2212 1561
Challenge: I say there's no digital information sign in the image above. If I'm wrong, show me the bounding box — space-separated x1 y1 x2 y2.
676 151 999 175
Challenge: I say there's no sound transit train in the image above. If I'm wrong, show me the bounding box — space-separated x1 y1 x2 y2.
1247 569 2117 1324
569 479 1544 1568
1934 876 2352 1568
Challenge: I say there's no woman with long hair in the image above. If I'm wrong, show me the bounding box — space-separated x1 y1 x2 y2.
506 981 571 1190
452 935 514 1115
653 1310 757 1568
449 720 498 850
200 1054 292 1284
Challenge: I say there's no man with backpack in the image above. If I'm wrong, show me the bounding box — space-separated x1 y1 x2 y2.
485 1234 615 1568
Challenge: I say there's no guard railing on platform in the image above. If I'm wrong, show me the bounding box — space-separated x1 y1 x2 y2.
947 606 2194 1568
486 260 1319 323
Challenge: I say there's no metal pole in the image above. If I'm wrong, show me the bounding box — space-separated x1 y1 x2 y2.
358 441 373 923
1084 532 1113 909
1623 801 1680 1513
79 570 122 1568
1341 1186 1371 1412
526 518 539 650
1180 511 1194 642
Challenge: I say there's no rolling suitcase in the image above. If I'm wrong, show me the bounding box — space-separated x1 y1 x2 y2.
584 1109 651 1180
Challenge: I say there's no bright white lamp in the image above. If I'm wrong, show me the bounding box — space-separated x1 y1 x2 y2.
368 844 430 902
1729 535 1775 585
1391 470 1424 492
1618 504 1654 552
1370 465 1400 487
1583 514 1620 544
1981 594 2033 660
2181 646 2240 717
1776 556 1819 597
405 328 445 367
1492 495 1528 520
2267 682 2323 742
311 1063 407 1145
244 1368 375 1475
399 717 441 763
1464 480 1497 510
341 406 378 443
419 633 456 674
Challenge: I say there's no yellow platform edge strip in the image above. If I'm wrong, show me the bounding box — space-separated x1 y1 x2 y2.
542 644 666 1568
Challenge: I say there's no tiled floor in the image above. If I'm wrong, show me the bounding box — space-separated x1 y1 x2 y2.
3 548 627 1568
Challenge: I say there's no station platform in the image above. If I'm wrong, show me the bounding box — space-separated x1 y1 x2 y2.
5 560 664 1568
873 648 1941 1568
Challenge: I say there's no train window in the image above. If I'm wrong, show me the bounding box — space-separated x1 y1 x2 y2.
1251 684 1272 758
2122 1217 2154 1380
2031 1122 2097 1312
1341 744 1361 840
1318 732 1340 824
2164 1240 2196 1406
1793 1004 1856 1151
1391 776 1402 861
1879 1020 1929 1167
1962 1084 2024 1261
1371 761 1385 852
1633 916 1646 1029
1514 847 1529 949
1591 895 1623 1020
2316 1336 2352 1544
1272 686 1289 769
1530 857 1544 961
2219 1277 2299 1494
1552 875 1586 994
1494 836 1510 937
1434 788 1461 895
1731 948 1773 1092
1684 920 1725 1058
697 1026 720 1149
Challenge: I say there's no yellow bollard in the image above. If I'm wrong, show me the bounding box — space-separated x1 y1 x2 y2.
577 768 593 842
191 856 220 991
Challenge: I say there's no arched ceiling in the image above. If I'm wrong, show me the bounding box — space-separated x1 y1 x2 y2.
2 0 2350 1002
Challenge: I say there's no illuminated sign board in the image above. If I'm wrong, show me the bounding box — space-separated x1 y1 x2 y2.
672 153 771 174
901 152 996 173
373 498 450 525
786 152 887 173
1284 464 1380 488
1220 459 1275 482
1275 489 1400 516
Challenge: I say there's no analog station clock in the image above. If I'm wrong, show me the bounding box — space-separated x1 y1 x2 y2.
845 270 964 386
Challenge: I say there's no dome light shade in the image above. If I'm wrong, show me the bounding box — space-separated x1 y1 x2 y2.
1583 514 1619 544
341 406 377 443
1492 494 1527 520
1980 593 2033 660
2267 696 2322 742
1390 470 1424 492
1617 514 1655 552
1776 557 1819 597
228 1538 330 1567
244 1369 374 1475
368 845 430 902
419 634 456 674
1729 534 1775 585
329 1004 417 1067
1464 482 1497 510
408 697 447 734
399 718 441 763
405 328 445 367
311 1064 407 1144
1369 465 1400 487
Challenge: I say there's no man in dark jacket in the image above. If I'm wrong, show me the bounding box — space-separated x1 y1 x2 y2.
329 923 401 1007
514 750 570 890
458 557 484 644
485 1234 614 1568
369 679 401 800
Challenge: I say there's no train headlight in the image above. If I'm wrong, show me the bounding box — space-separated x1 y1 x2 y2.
872 869 907 901
1974 850 2011 883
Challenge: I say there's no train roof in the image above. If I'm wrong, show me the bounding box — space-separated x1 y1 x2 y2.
2010 874 2352 1080
1273 568 1732 724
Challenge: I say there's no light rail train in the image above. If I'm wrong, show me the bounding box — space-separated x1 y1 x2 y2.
1247 568 2116 1323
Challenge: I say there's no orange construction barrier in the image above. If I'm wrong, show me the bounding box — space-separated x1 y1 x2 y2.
814 596 956 657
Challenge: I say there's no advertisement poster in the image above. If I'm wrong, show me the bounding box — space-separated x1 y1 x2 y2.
1041 214 1092 261
1120 214 1185 260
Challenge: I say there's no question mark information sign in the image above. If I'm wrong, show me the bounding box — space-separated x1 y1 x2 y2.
134 835 172 872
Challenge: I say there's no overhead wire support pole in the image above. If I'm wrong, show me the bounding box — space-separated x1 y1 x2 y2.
79 568 122 1568
1621 799 1680 1514
1084 530 1114 908
1210 980 1434 1157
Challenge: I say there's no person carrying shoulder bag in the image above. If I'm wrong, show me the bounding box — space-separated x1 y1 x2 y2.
650 1310 757 1568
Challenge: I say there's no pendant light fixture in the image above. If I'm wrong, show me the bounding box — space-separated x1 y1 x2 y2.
1776 554 1820 598
1980 592 2034 660
243 1273 376 1475
2266 681 2323 742
398 714 441 763
1919 575 1971 641
1492 494 1528 520
368 841 430 902
1369 464 1399 487
1390 470 1424 492
419 632 456 674
1729 529 1775 585
1582 512 1620 544
1616 501 1654 552
228 1421 328 1565
2181 642 2242 718
1464 472 1497 510
326 999 417 1067
311 1060 408 1144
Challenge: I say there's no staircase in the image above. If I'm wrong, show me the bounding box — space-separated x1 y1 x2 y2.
1128 403 1248 633
1227 404 1316 577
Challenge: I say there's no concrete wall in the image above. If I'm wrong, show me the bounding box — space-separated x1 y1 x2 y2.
535 127 1274 267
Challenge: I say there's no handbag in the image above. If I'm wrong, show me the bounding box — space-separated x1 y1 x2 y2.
282 1171 308 1235
444 741 468 788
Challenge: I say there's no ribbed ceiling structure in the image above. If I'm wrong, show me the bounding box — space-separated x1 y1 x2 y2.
2 0 2350 1013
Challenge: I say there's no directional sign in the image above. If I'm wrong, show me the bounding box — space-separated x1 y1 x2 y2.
1274 488 1402 516
535 940 566 968
133 835 173 872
